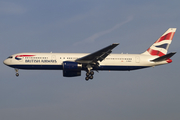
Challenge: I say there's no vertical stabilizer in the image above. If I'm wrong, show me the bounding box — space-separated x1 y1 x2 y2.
142 28 176 56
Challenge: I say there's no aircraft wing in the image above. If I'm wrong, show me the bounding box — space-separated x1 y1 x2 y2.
75 43 119 64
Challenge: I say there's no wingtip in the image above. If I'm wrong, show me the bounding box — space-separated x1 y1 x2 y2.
171 52 177 55
112 43 120 45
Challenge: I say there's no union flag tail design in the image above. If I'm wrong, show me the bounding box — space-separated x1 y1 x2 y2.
142 28 176 56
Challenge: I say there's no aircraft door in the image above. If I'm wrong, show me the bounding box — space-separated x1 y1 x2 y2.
135 56 140 63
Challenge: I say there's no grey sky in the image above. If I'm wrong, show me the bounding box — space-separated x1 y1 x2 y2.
1 0 180 120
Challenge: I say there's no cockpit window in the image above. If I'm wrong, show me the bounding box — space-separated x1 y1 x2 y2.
7 56 13 59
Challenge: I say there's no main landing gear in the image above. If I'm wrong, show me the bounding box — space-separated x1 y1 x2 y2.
84 63 99 81
85 71 94 81
15 69 19 77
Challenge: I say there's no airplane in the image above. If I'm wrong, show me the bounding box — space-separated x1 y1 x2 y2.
3 28 177 81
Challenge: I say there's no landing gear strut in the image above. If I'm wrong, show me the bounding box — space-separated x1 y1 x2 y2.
15 69 19 77
85 64 94 81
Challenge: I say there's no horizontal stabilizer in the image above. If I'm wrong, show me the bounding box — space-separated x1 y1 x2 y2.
151 52 176 62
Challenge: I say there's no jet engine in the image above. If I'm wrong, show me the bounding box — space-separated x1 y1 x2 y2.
62 61 82 77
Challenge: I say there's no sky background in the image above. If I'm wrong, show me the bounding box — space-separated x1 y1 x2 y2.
0 0 180 120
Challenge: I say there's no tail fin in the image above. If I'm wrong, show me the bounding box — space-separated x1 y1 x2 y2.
142 28 177 56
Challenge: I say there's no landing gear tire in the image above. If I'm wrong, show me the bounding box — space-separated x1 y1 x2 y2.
16 73 19 77
86 72 90 76
85 76 89 81
89 75 93 79
90 71 94 75
85 70 94 81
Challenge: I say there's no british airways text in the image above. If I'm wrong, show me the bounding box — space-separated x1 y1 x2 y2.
25 60 57 63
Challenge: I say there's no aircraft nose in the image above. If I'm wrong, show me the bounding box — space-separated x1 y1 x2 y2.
3 59 9 65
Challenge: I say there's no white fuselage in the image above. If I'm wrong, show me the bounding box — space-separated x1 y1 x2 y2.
3 53 168 71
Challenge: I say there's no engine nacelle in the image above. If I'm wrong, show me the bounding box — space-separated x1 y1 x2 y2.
63 61 82 77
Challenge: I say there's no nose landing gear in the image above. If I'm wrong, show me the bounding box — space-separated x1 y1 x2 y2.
15 69 19 77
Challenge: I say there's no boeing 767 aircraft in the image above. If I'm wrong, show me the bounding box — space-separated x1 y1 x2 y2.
4 28 176 81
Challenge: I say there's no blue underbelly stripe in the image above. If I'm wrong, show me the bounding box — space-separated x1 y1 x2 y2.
8 65 149 71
